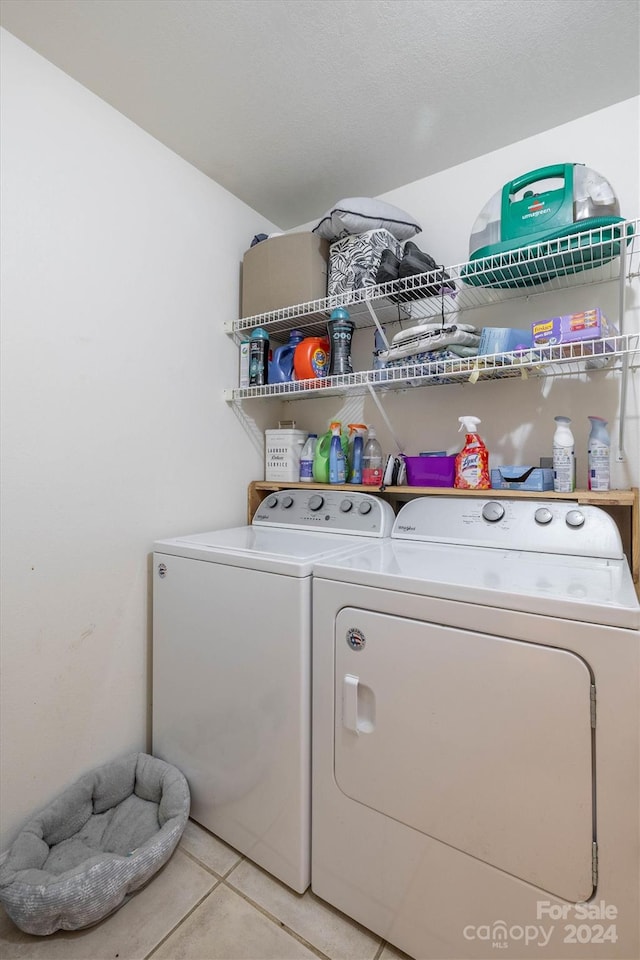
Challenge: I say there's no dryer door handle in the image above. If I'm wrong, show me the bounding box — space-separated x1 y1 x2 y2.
342 675 375 735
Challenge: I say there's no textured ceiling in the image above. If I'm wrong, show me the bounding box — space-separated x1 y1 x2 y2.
1 0 639 228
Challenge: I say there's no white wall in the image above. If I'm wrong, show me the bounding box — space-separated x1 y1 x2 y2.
288 98 640 490
0 30 279 849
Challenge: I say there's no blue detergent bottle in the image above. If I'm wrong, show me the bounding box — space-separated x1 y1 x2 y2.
348 424 367 483
269 330 305 383
329 421 346 484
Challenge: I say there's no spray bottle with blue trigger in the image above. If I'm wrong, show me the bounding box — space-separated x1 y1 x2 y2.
329 421 346 484
348 424 367 483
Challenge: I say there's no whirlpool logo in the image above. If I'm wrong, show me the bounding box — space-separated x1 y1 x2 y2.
346 628 366 651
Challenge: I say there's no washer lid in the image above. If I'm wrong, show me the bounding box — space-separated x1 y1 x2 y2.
313 539 640 629
154 525 376 576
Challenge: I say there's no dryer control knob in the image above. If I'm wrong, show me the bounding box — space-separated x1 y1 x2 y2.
308 494 324 511
358 501 372 515
265 495 278 508
281 496 294 509
340 499 353 512
566 509 585 528
482 501 505 523
534 507 553 525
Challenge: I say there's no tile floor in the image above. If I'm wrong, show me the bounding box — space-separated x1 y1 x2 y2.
0 820 410 960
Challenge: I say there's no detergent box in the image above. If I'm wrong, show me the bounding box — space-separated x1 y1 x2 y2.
531 308 619 348
490 466 554 492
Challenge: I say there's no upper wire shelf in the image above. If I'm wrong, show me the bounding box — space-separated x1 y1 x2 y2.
226 219 640 341
224 333 639 402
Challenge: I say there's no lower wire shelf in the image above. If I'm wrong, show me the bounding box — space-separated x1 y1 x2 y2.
226 334 639 402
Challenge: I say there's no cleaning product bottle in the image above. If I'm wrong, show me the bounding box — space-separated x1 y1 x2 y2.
239 339 251 388
313 426 350 483
553 416 576 493
348 424 367 484
587 416 610 491
329 421 346 484
293 336 330 381
248 328 270 386
327 308 355 376
269 330 304 383
454 416 490 489
299 433 317 482
362 427 384 487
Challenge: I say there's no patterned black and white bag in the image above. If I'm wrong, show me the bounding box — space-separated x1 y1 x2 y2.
328 228 403 297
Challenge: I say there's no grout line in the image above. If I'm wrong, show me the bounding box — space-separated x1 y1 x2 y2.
220 854 249 881
144 878 220 959
221 877 333 960
178 845 243 880
168 830 386 960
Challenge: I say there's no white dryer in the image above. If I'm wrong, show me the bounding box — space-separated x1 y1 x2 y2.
152 489 393 893
312 496 639 959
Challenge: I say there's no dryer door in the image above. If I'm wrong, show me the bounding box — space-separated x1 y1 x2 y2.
334 609 594 903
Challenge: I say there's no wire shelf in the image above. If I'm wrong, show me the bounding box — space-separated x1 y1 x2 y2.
226 333 639 402
228 219 640 340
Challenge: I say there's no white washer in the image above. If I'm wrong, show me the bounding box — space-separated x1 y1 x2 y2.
312 496 639 959
152 489 393 893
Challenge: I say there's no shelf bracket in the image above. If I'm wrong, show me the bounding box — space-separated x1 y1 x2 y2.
365 301 390 351
616 239 629 462
366 382 404 453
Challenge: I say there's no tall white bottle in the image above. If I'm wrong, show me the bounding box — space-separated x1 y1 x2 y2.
587 416 610 491
553 416 575 492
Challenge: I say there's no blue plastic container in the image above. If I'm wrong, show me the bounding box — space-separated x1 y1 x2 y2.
269 330 305 383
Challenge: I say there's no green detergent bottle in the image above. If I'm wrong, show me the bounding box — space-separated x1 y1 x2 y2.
313 424 350 483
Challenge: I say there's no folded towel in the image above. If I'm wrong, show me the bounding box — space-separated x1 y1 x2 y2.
391 320 479 346
447 344 480 358
381 325 481 362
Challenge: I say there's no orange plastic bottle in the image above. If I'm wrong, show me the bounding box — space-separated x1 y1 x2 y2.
293 337 330 381
454 415 490 489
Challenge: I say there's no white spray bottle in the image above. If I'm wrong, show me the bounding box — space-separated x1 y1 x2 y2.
587 416 610 491
553 416 575 493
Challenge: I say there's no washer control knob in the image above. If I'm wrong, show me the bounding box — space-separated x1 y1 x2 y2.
340 499 353 513
308 494 324 512
566 509 585 528
534 507 553 525
482 501 505 523
265 496 278 508
281 495 294 509
358 501 372 515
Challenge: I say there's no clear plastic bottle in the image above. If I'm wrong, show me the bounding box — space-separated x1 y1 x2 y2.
299 434 317 482
553 416 575 493
362 427 384 486
587 416 610 491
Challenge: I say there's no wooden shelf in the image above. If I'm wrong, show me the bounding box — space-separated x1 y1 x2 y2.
248 481 639 584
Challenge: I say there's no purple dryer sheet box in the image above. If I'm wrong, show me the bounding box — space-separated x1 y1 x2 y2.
491 466 554 492
531 308 619 347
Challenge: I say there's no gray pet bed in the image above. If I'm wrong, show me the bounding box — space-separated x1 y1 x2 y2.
0 752 190 935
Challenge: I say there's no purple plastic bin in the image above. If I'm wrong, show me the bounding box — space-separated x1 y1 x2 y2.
404 455 456 487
